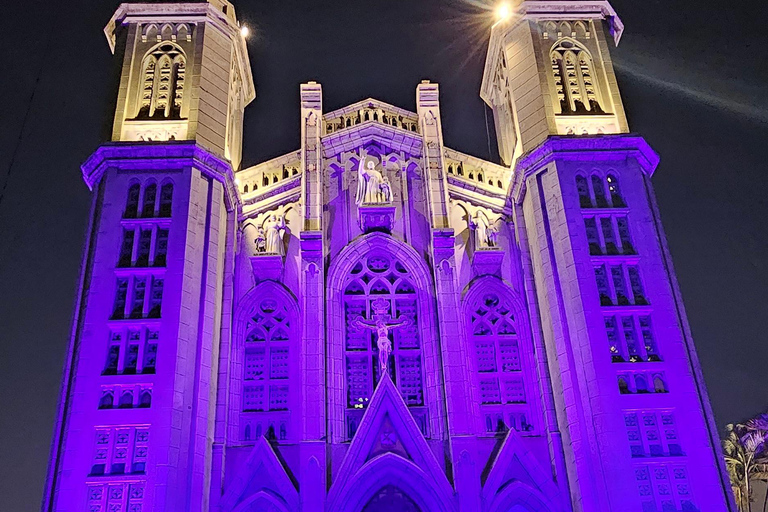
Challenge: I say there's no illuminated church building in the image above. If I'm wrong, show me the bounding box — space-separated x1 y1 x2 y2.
44 1 734 511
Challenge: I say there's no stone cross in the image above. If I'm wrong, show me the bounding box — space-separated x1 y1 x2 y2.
353 298 410 375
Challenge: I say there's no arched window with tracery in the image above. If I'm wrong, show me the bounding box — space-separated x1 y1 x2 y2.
343 252 426 438
466 282 533 433
136 43 186 119
240 288 297 442
550 39 604 115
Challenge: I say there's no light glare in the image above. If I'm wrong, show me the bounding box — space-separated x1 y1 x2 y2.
496 3 510 22
240 25 249 37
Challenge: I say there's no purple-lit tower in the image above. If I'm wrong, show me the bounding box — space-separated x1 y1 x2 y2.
44 1 733 511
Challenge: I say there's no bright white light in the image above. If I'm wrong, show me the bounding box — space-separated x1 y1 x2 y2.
240 25 249 37
495 3 510 22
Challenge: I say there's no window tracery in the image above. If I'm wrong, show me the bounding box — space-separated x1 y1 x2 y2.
467 285 533 433
343 252 425 438
136 44 186 120
240 290 296 442
551 39 604 115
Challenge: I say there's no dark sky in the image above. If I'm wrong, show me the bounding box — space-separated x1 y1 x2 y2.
1 0 766 510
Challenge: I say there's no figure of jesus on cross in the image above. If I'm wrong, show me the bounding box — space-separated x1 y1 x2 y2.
352 298 411 376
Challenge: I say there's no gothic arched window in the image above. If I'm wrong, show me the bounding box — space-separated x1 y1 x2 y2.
142 183 157 217
240 288 297 442
575 175 591 208
159 182 173 217
606 174 625 207
125 183 140 218
550 39 604 114
467 283 533 433
136 43 186 120
591 175 608 208
343 252 426 437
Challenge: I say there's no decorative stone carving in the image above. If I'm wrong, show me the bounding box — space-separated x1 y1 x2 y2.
468 211 500 250
358 204 396 234
352 298 410 374
355 148 391 206
264 214 288 256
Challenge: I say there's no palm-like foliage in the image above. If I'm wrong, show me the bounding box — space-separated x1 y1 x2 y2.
723 423 768 511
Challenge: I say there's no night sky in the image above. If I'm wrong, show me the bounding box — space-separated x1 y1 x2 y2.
1 0 766 509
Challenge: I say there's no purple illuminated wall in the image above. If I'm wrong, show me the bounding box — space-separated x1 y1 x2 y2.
42 1 734 512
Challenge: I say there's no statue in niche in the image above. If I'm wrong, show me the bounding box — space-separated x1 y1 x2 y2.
355 148 390 206
263 214 288 255
352 298 410 374
469 211 499 249
253 227 267 254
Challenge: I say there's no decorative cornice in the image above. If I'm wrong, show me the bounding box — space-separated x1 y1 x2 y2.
81 141 241 212
511 134 659 204
321 122 423 159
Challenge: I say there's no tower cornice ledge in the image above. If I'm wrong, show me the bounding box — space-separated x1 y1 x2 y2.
511 134 659 204
81 141 242 211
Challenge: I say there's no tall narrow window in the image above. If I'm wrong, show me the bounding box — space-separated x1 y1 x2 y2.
125 343 139 374
628 266 647 305
242 292 295 441
584 218 601 255
592 175 608 207
118 229 135 267
611 265 629 305
600 217 618 255
141 184 157 218
576 175 591 208
113 279 128 320
136 44 186 119
616 217 634 254
159 183 173 217
551 39 604 114
622 317 642 362
605 316 624 362
594 265 612 306
130 278 146 319
467 284 533 433
607 174 625 207
125 184 140 219
148 278 163 318
136 229 152 267
154 229 168 267
640 316 661 361
143 331 158 373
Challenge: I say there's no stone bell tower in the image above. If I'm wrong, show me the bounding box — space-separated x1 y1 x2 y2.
481 0 628 167
43 2 254 512
482 1 734 511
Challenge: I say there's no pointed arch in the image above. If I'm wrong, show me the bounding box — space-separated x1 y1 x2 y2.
462 276 538 434
232 281 301 444
135 42 186 119
331 454 456 512
483 430 561 512
328 377 455 512
221 437 299 512
327 232 446 442
549 38 605 114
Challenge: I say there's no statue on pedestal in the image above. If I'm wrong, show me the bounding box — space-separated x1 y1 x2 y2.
264 214 287 255
355 148 390 206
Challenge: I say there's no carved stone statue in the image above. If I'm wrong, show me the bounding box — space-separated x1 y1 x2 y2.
355 148 387 206
264 214 287 255
352 298 410 374
254 227 266 254
469 211 498 249
379 176 392 203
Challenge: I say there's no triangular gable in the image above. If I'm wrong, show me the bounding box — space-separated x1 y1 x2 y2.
482 429 562 511
324 97 417 119
220 437 299 512
328 374 453 506
321 122 423 159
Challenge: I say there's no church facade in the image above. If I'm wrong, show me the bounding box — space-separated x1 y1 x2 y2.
43 1 734 511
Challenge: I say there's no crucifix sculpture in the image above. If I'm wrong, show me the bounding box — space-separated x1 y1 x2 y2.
352 298 411 375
